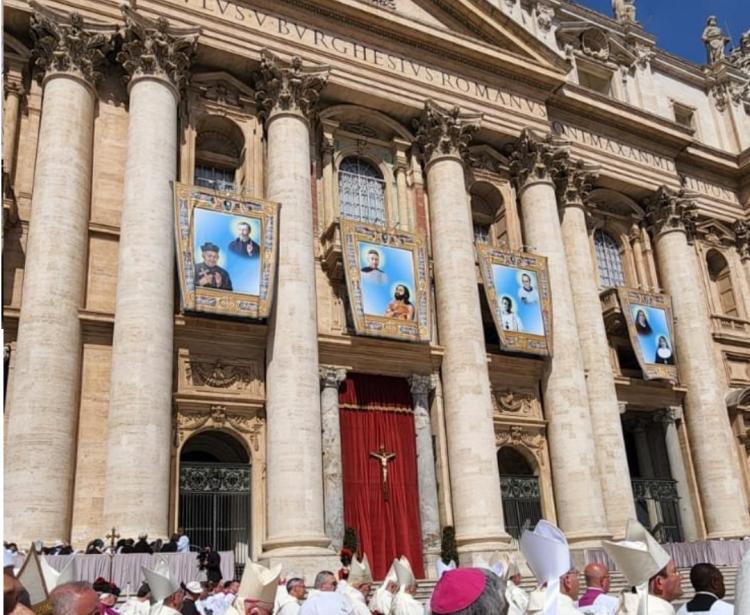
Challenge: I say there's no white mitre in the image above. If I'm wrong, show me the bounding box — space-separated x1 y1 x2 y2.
520 520 571 615
142 556 181 615
392 558 422 615
369 561 397 614
230 561 283 614
394 558 415 590
435 559 456 579
602 520 672 615
489 551 506 578
40 554 76 591
503 554 521 581
349 555 374 586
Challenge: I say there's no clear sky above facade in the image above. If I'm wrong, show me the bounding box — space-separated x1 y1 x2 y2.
574 0 749 64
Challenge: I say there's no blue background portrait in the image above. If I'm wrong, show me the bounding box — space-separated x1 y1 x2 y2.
193 208 262 296
359 242 416 318
631 304 673 365
492 265 545 336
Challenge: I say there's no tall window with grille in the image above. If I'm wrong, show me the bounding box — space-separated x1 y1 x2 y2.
706 250 738 317
338 156 386 225
594 230 625 288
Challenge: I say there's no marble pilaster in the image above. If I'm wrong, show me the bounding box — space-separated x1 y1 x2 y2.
255 51 334 563
319 366 347 550
409 374 441 574
654 408 700 541
556 160 636 538
510 129 610 544
3 64 26 182
414 101 508 557
646 186 750 537
103 7 199 537
4 4 114 544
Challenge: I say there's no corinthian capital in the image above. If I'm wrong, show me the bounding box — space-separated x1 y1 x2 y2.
509 128 569 192
554 158 599 208
319 366 347 389
118 5 200 96
413 100 482 165
734 219 750 261
644 186 698 238
408 374 434 398
29 1 116 86
254 51 330 122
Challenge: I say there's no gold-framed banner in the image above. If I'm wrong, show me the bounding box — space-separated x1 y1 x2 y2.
173 182 279 319
477 246 553 356
341 220 431 343
618 288 678 382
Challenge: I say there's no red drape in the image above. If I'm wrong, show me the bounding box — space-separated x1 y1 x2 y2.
340 374 425 580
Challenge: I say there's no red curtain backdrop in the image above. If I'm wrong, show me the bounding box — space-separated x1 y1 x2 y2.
339 373 425 580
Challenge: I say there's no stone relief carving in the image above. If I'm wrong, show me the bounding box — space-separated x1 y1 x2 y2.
413 100 481 164
554 158 599 209
492 389 537 416
581 28 610 61
496 426 547 466
611 0 636 23
734 220 750 261
29 1 115 85
118 5 199 94
359 0 397 11
186 358 262 390
253 50 329 121
176 405 264 451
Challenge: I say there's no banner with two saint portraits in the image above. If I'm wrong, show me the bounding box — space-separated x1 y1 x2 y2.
477 245 553 357
341 220 431 343
173 182 279 319
618 289 678 381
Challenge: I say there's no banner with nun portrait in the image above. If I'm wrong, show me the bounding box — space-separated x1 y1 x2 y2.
477 246 553 356
173 182 279 319
341 220 431 342
618 289 678 381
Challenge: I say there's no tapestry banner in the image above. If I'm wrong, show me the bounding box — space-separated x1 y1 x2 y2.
618 288 678 381
341 220 431 343
173 182 279 319
477 246 553 356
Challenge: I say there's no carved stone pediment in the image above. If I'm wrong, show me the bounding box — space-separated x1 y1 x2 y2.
694 218 736 247
175 405 264 450
556 23 637 67
190 71 256 110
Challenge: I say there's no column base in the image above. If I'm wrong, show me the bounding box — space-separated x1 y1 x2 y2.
422 550 442 580
564 530 612 549
454 531 513 564
707 528 750 540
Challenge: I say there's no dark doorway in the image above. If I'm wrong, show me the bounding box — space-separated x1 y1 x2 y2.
497 447 542 539
179 431 251 567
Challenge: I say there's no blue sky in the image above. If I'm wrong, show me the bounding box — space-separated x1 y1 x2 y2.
574 0 749 64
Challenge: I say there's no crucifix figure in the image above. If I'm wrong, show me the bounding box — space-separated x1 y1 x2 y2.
370 444 396 501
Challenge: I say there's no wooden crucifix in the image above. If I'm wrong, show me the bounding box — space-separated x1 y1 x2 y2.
370 444 396 501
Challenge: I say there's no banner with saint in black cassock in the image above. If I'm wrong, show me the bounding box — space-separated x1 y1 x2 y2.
173 182 279 319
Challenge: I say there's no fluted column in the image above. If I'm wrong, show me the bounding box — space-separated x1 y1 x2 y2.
319 366 347 550
255 51 332 556
4 5 114 544
103 7 199 537
556 162 635 538
414 101 508 557
409 374 441 571
510 129 609 544
646 187 750 537
654 408 700 541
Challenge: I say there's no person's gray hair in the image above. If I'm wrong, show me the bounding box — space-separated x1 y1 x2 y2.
446 570 508 615
313 571 336 589
286 577 304 592
50 582 94 615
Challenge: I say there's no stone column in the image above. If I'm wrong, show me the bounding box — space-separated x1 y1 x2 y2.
414 101 508 557
394 140 411 229
646 186 750 537
509 129 609 544
654 408 700 541
3 5 113 544
319 366 347 550
409 374 441 572
255 51 334 564
103 7 199 537
556 162 636 538
3 61 26 182
735 220 750 291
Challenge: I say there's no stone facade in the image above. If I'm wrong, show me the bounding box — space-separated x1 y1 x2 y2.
4 0 750 576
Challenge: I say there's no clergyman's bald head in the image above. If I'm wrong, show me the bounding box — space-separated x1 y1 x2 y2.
584 563 611 592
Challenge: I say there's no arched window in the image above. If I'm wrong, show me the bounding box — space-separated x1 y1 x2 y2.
594 230 625 288
497 447 542 539
338 157 386 225
706 250 738 316
194 116 245 192
470 181 503 245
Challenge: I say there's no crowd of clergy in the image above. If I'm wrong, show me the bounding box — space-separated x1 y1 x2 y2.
4 519 748 615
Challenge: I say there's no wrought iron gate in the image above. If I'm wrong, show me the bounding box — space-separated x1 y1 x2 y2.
179 462 251 566
500 475 543 539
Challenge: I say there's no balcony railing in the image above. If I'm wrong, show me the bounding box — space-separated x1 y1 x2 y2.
631 478 683 542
